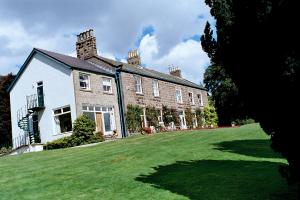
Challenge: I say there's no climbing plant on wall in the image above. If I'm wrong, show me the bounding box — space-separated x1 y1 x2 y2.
126 104 143 133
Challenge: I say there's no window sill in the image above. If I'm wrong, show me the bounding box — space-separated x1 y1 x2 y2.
136 92 144 96
103 91 114 95
80 89 92 92
154 95 160 98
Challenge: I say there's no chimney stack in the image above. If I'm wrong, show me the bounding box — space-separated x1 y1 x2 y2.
169 66 182 78
76 29 97 60
127 49 141 65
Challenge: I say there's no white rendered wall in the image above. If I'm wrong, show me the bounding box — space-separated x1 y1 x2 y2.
10 52 77 147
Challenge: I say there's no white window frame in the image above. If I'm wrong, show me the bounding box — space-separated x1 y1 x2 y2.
188 92 195 105
134 75 143 94
102 77 112 93
198 93 204 106
53 105 72 135
152 79 160 97
79 73 91 90
82 105 116 134
176 87 183 103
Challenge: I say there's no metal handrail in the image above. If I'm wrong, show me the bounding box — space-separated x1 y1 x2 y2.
26 94 38 110
12 133 30 150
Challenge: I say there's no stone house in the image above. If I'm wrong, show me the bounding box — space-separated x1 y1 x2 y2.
8 29 208 150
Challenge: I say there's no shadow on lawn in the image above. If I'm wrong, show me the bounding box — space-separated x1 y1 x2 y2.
214 139 282 158
136 160 297 200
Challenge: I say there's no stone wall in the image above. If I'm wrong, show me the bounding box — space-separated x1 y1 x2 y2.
121 72 208 111
72 70 122 137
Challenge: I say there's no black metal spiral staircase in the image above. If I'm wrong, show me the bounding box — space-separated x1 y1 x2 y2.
16 94 44 148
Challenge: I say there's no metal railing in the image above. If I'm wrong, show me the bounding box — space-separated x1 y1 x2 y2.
12 133 30 150
26 94 38 110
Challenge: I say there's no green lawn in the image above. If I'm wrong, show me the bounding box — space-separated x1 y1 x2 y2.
0 124 297 199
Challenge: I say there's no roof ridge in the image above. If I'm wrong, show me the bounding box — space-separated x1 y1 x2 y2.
34 48 205 90
96 55 202 87
35 48 76 58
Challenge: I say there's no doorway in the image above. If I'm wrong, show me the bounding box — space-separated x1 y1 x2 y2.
95 112 103 133
37 81 44 107
179 110 187 129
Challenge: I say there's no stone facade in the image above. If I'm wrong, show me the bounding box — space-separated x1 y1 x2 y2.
74 29 208 133
121 71 208 112
72 69 122 138
76 29 98 60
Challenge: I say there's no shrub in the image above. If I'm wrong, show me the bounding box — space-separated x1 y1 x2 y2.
184 107 193 129
0 147 11 156
203 105 218 127
171 108 180 126
162 105 173 125
126 104 143 133
234 118 255 126
43 134 104 150
145 106 160 127
44 136 73 150
86 134 104 144
44 115 103 150
195 108 204 127
73 115 96 140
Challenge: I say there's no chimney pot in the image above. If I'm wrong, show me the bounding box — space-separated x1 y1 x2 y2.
169 66 182 78
127 49 141 65
76 29 98 60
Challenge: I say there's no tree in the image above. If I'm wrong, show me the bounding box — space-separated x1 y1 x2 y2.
203 105 218 127
0 73 15 147
202 0 299 185
195 108 204 127
204 65 246 125
200 22 217 62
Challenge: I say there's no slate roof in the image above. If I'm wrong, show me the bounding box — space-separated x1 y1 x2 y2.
36 48 114 76
37 49 206 90
8 48 206 92
95 56 206 90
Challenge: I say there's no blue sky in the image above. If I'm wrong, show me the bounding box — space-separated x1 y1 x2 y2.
0 0 214 84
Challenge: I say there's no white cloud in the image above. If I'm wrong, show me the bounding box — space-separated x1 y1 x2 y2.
138 34 209 84
99 51 116 61
139 34 159 62
0 20 76 74
0 0 213 78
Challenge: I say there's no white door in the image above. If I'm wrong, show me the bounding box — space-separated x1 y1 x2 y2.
102 110 116 135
